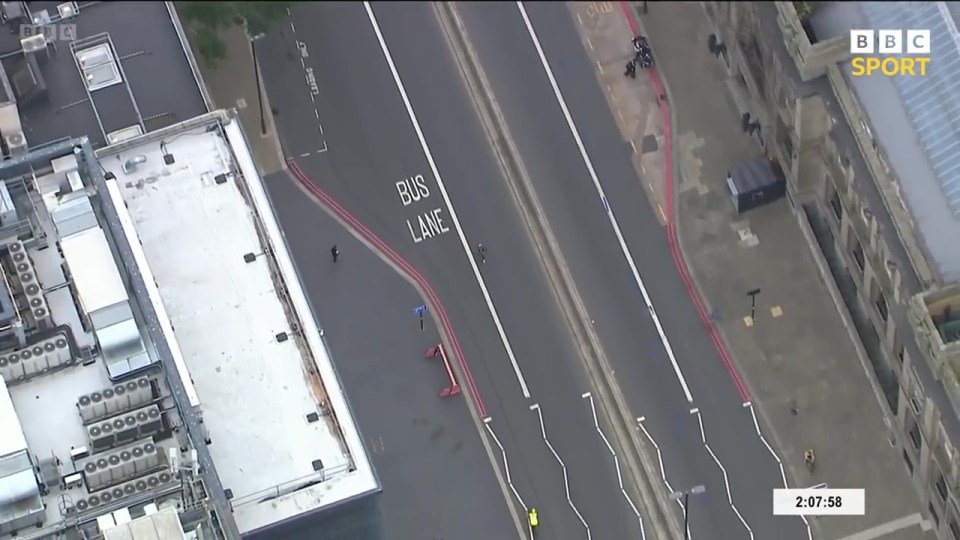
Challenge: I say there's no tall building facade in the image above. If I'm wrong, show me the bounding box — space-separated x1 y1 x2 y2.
701 2 960 538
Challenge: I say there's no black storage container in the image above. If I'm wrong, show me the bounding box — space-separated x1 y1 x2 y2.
725 157 786 214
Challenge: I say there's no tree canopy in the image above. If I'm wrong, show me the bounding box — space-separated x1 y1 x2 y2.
180 1 295 64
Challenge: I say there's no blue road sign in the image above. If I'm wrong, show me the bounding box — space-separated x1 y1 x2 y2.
413 304 428 317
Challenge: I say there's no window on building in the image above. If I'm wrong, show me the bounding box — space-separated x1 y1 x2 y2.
903 449 914 473
829 188 843 221
949 519 960 540
936 472 949 502
930 503 941 528
909 421 922 450
852 240 865 272
876 292 889 322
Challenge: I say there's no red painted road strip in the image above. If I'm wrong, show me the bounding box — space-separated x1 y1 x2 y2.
618 1 751 401
287 159 488 418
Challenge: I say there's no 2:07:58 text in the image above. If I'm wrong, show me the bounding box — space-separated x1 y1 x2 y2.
796 495 842 508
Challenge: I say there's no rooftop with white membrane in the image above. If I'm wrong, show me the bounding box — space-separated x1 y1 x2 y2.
96 114 378 534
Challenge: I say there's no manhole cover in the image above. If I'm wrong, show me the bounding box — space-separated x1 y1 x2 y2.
641 134 659 154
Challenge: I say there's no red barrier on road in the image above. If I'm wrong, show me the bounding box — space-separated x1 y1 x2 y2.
425 344 461 398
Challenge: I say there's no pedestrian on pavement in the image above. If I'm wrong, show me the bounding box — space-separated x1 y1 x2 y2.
330 244 339 263
477 243 487 264
804 448 816 471
624 59 637 79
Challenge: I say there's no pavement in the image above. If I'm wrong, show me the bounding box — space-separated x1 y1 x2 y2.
184 16 515 540
254 2 654 538
185 23 285 176
572 1 928 539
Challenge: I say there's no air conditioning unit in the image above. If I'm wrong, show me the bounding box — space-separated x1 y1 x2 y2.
19 34 46 55
7 352 23 381
105 453 122 485
118 405 163 442
4 131 27 156
25 346 42 374
122 482 136 497
114 415 134 444
88 391 107 420
142 442 161 470
141 406 162 436
118 450 134 478
89 420 115 451
57 2 79 19
103 387 119 415
83 457 110 491
18 268 36 288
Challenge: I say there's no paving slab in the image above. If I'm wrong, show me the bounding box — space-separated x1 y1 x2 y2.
573 1 930 538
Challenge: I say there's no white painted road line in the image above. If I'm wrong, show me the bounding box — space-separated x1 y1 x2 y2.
530 403 591 539
634 417 683 510
364 1 532 399
582 392 645 540
690 408 754 539
288 20 328 150
483 417 532 537
515 1 693 404
742 402 812 538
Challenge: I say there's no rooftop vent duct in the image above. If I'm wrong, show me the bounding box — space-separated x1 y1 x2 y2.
121 155 147 174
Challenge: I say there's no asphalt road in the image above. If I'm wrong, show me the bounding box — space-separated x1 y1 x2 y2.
260 2 647 539
261 172 514 540
457 2 810 539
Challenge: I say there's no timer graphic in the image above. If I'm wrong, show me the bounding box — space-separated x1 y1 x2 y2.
773 488 865 516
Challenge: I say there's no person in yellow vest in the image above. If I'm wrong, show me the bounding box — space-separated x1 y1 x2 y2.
528 507 539 529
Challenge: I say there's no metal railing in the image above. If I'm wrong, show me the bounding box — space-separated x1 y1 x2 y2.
229 463 353 509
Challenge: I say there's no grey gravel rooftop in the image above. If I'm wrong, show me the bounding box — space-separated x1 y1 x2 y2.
0 0 208 149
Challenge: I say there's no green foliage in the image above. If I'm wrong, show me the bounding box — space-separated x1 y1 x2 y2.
179 1 295 64
793 1 814 20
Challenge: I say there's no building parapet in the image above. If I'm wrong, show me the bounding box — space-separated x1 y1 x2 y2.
776 1 848 82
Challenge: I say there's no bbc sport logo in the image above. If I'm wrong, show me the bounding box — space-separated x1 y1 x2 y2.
19 23 76 43
850 29 931 77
